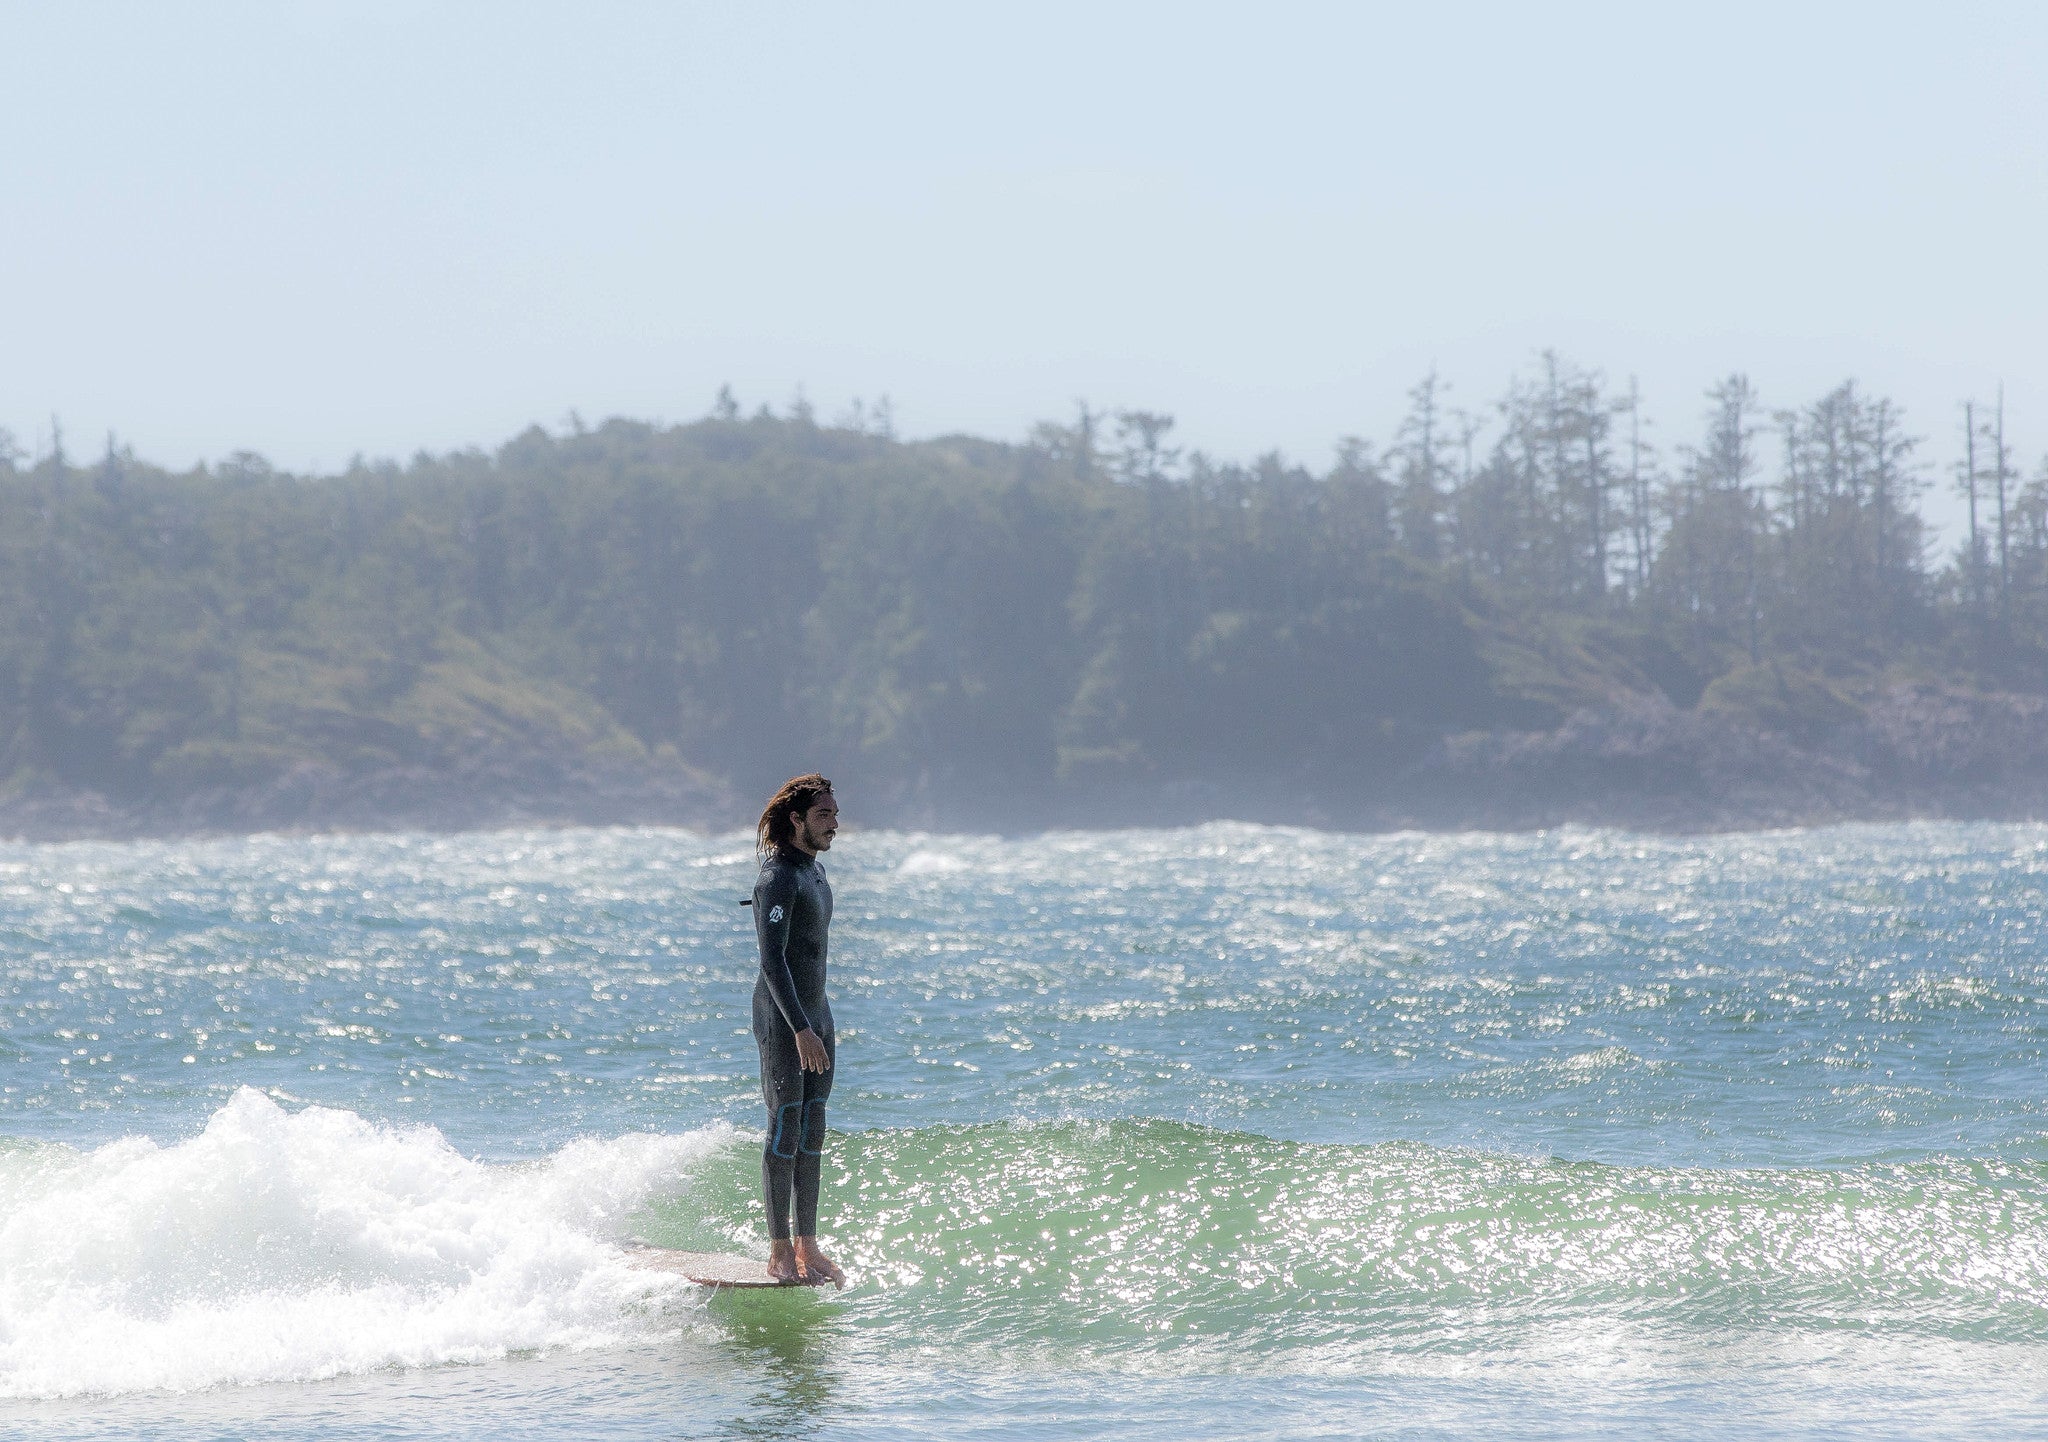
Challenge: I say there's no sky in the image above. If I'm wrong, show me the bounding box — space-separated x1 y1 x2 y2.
4 1 2045 540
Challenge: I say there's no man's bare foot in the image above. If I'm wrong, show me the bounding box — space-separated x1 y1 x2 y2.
792 1236 844 1288
766 1239 802 1283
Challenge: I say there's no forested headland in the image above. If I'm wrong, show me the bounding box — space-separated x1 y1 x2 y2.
4 359 2047 839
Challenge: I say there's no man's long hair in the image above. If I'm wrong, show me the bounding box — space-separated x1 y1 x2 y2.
757 773 833 855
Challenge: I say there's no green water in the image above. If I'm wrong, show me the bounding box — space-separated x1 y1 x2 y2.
2 821 2046 1436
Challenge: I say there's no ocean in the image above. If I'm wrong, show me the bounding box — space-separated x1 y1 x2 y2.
1 821 2043 1438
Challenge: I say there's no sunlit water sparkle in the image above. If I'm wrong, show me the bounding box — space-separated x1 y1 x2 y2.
2 821 2045 1438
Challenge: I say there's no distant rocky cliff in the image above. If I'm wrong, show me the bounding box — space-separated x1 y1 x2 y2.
5 674 2042 842
1394 678 2048 832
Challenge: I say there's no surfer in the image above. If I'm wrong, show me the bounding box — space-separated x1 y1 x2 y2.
751 773 845 1286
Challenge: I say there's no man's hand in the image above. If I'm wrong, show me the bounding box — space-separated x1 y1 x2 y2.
795 1027 830 1073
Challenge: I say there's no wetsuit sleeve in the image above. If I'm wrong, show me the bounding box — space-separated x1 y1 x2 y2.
753 866 812 1034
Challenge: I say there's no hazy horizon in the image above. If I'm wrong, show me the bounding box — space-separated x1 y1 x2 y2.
7 1 2047 545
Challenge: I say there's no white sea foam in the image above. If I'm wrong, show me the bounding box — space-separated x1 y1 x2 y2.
0 1089 732 1399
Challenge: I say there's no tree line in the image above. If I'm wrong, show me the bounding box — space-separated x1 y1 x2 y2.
0 360 2041 819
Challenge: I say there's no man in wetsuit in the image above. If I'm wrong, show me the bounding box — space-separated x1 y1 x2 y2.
751 773 845 1286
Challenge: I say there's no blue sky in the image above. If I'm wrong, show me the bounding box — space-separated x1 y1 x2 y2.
4 1 2044 538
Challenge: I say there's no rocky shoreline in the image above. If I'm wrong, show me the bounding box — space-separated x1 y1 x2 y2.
4 680 2044 844
0 749 740 844
1390 684 2048 833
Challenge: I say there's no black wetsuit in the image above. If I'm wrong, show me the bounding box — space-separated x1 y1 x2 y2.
752 846 834 1240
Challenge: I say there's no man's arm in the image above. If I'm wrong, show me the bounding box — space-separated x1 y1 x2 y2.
754 868 813 1035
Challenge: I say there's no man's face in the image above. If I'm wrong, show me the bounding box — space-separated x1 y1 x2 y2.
795 794 838 852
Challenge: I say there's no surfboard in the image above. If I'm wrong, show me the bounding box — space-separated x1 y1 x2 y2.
628 1245 838 1289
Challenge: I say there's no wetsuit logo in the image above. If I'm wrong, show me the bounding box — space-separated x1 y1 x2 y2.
768 905 784 922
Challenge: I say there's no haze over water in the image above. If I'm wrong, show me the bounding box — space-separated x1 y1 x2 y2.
2 821 2045 1438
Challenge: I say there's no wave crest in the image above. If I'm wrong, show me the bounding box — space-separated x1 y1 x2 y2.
0 1089 732 1399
